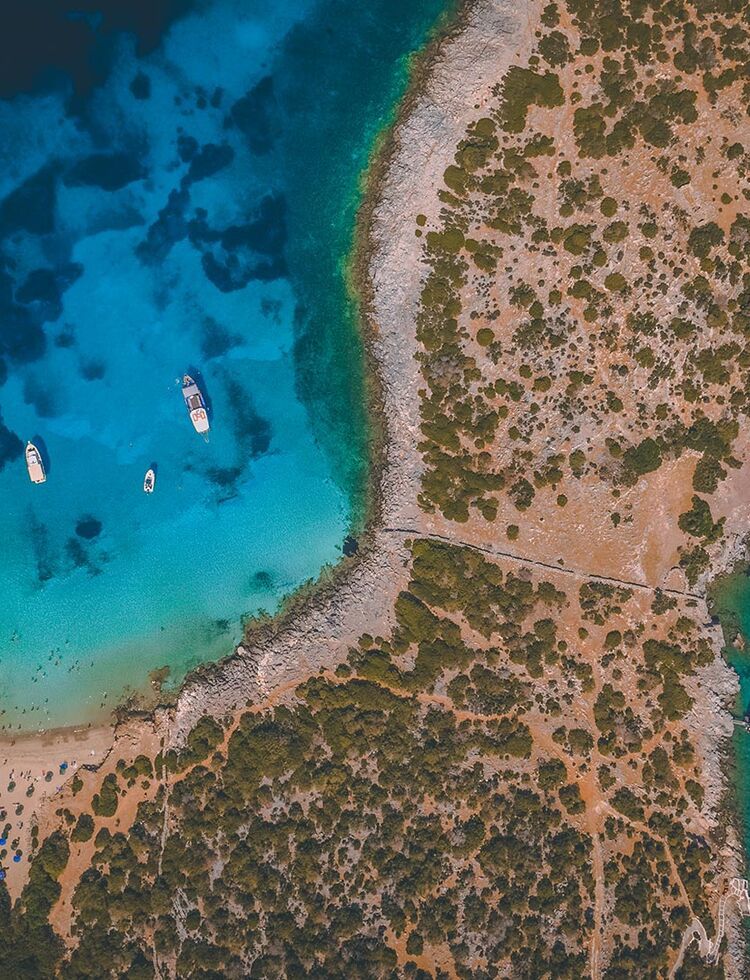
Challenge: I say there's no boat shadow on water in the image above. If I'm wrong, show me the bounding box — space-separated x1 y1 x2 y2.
31 435 51 475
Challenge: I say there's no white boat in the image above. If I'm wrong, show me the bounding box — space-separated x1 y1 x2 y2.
182 374 209 435
25 442 46 484
143 468 155 494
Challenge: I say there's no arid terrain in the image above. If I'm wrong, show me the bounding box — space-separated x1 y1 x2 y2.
2 0 750 976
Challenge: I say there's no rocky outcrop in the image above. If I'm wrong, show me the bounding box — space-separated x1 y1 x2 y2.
170 0 532 742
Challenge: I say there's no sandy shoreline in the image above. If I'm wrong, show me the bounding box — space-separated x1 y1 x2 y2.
2 0 531 886
1 0 517 891
0 723 112 894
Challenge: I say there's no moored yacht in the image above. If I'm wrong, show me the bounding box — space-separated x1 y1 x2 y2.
182 374 209 435
143 468 155 494
25 442 46 484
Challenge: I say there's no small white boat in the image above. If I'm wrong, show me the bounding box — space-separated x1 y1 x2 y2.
182 374 209 435
25 442 46 484
143 468 155 494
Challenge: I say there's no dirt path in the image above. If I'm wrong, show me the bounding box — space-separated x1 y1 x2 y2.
154 718 172 980
383 527 703 600
670 879 750 977
590 830 604 980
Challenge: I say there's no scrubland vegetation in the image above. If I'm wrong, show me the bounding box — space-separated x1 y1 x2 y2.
417 0 750 596
2 0 747 974
0 540 725 977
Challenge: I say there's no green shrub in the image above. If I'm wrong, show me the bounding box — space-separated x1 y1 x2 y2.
679 546 710 585
670 168 690 187
604 272 627 291
559 783 585 814
499 67 564 133
611 788 643 821
678 496 723 543
603 221 628 243
91 774 119 818
604 630 622 650
622 438 662 477
658 673 694 720
692 455 726 493
425 228 465 254
537 758 567 789
562 223 593 254
71 814 95 844
569 449 586 476
688 221 724 258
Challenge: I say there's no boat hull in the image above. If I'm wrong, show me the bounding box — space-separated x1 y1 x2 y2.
189 407 209 434
182 375 210 434
25 443 46 484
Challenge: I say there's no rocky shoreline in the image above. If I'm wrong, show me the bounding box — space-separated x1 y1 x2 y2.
3 2 746 972
172 0 535 741
0 0 504 897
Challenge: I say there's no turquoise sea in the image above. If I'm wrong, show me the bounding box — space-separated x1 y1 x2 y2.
712 572 750 864
0 0 451 730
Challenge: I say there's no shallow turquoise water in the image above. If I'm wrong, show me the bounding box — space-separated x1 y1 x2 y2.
0 0 450 730
713 572 750 862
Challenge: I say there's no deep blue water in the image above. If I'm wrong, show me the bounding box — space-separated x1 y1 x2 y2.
0 0 450 729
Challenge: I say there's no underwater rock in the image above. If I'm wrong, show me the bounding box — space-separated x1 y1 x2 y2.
229 76 276 154
136 186 189 264
249 570 273 592
201 317 241 360
177 134 199 162
23 376 59 417
29 515 55 584
0 166 57 237
197 194 287 292
0 412 23 471
64 153 146 192
186 208 221 247
0 1 190 99
130 71 151 100
54 327 75 348
66 537 88 568
206 465 243 490
80 359 106 381
15 263 83 324
75 516 102 540
0 305 46 363
186 143 235 184
221 194 286 256
223 375 271 459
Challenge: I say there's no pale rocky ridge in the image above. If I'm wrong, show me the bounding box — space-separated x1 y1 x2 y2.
163 2 750 966
171 0 536 742
2 1 745 972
